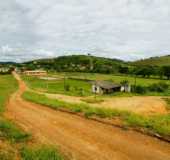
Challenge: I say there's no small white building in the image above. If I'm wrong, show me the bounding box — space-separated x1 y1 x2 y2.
92 81 122 94
92 81 131 94
120 84 131 92
0 67 10 73
23 70 47 76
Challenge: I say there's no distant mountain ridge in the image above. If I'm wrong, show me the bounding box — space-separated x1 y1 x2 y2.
131 55 170 66
20 55 127 73
1 54 170 68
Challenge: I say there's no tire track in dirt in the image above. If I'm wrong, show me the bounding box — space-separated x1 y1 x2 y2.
5 72 170 160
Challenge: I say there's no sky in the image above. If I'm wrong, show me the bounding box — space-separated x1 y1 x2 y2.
1 0 170 62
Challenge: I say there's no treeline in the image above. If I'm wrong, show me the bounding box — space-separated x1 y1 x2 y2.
15 55 170 80
20 55 127 74
130 66 170 80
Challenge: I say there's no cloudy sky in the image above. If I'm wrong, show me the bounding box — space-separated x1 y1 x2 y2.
1 0 170 62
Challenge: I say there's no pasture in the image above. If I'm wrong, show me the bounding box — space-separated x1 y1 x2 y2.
22 72 170 97
52 72 170 86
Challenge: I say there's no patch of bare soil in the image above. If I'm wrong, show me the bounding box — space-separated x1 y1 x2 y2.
40 92 167 115
5 72 170 160
0 140 19 160
96 96 167 115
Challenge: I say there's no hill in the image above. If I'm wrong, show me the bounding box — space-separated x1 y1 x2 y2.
131 55 170 66
21 55 127 74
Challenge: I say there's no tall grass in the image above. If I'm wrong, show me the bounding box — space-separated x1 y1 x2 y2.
163 98 170 111
23 91 170 138
20 145 64 160
0 75 18 112
0 118 30 143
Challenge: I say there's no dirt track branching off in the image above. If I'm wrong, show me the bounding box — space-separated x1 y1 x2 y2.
0 74 65 160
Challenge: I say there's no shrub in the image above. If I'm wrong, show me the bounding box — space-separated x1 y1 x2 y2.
132 85 147 94
64 84 70 91
149 82 169 92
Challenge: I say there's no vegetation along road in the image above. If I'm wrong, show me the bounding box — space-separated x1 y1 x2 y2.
5 72 170 160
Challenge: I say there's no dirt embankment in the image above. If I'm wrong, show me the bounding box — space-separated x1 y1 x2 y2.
5 72 170 160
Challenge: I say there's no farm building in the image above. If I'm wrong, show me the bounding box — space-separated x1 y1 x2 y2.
92 81 131 94
0 67 9 72
23 70 47 76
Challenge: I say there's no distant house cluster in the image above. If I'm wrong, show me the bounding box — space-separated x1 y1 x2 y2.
0 67 11 74
92 81 131 94
0 67 9 72
23 70 47 76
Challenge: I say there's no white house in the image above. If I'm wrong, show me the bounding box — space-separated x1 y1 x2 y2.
92 81 131 94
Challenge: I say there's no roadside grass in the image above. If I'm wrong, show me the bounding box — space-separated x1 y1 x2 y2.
81 97 104 104
0 75 31 159
0 75 18 112
0 75 29 143
163 98 170 111
20 145 64 160
0 75 66 160
0 145 15 160
0 151 13 160
23 91 170 138
0 118 30 143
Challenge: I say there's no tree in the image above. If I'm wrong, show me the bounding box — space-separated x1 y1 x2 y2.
162 66 170 80
119 66 129 74
133 66 153 78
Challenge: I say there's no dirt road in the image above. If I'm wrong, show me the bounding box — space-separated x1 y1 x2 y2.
5 72 170 160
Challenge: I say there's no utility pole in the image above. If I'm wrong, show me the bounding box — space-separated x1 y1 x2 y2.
134 74 137 91
64 73 66 91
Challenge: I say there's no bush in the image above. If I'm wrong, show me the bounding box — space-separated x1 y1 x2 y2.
64 84 70 91
148 82 169 92
132 85 147 94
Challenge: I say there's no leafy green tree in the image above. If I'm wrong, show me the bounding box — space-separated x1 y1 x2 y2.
162 66 170 80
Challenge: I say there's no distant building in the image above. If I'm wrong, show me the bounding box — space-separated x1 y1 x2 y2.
0 67 10 73
120 84 131 92
92 81 131 94
23 70 47 76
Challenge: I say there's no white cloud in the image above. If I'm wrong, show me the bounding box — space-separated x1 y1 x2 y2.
1 0 170 62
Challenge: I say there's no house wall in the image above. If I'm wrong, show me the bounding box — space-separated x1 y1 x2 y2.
92 85 102 94
121 85 131 92
24 71 47 76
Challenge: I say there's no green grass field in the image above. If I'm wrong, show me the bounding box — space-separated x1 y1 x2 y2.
22 75 92 96
53 72 170 86
22 72 170 97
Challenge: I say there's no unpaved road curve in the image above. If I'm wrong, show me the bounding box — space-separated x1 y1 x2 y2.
5 72 170 160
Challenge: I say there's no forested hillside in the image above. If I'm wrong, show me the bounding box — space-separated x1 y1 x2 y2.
131 55 170 66
20 55 128 74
